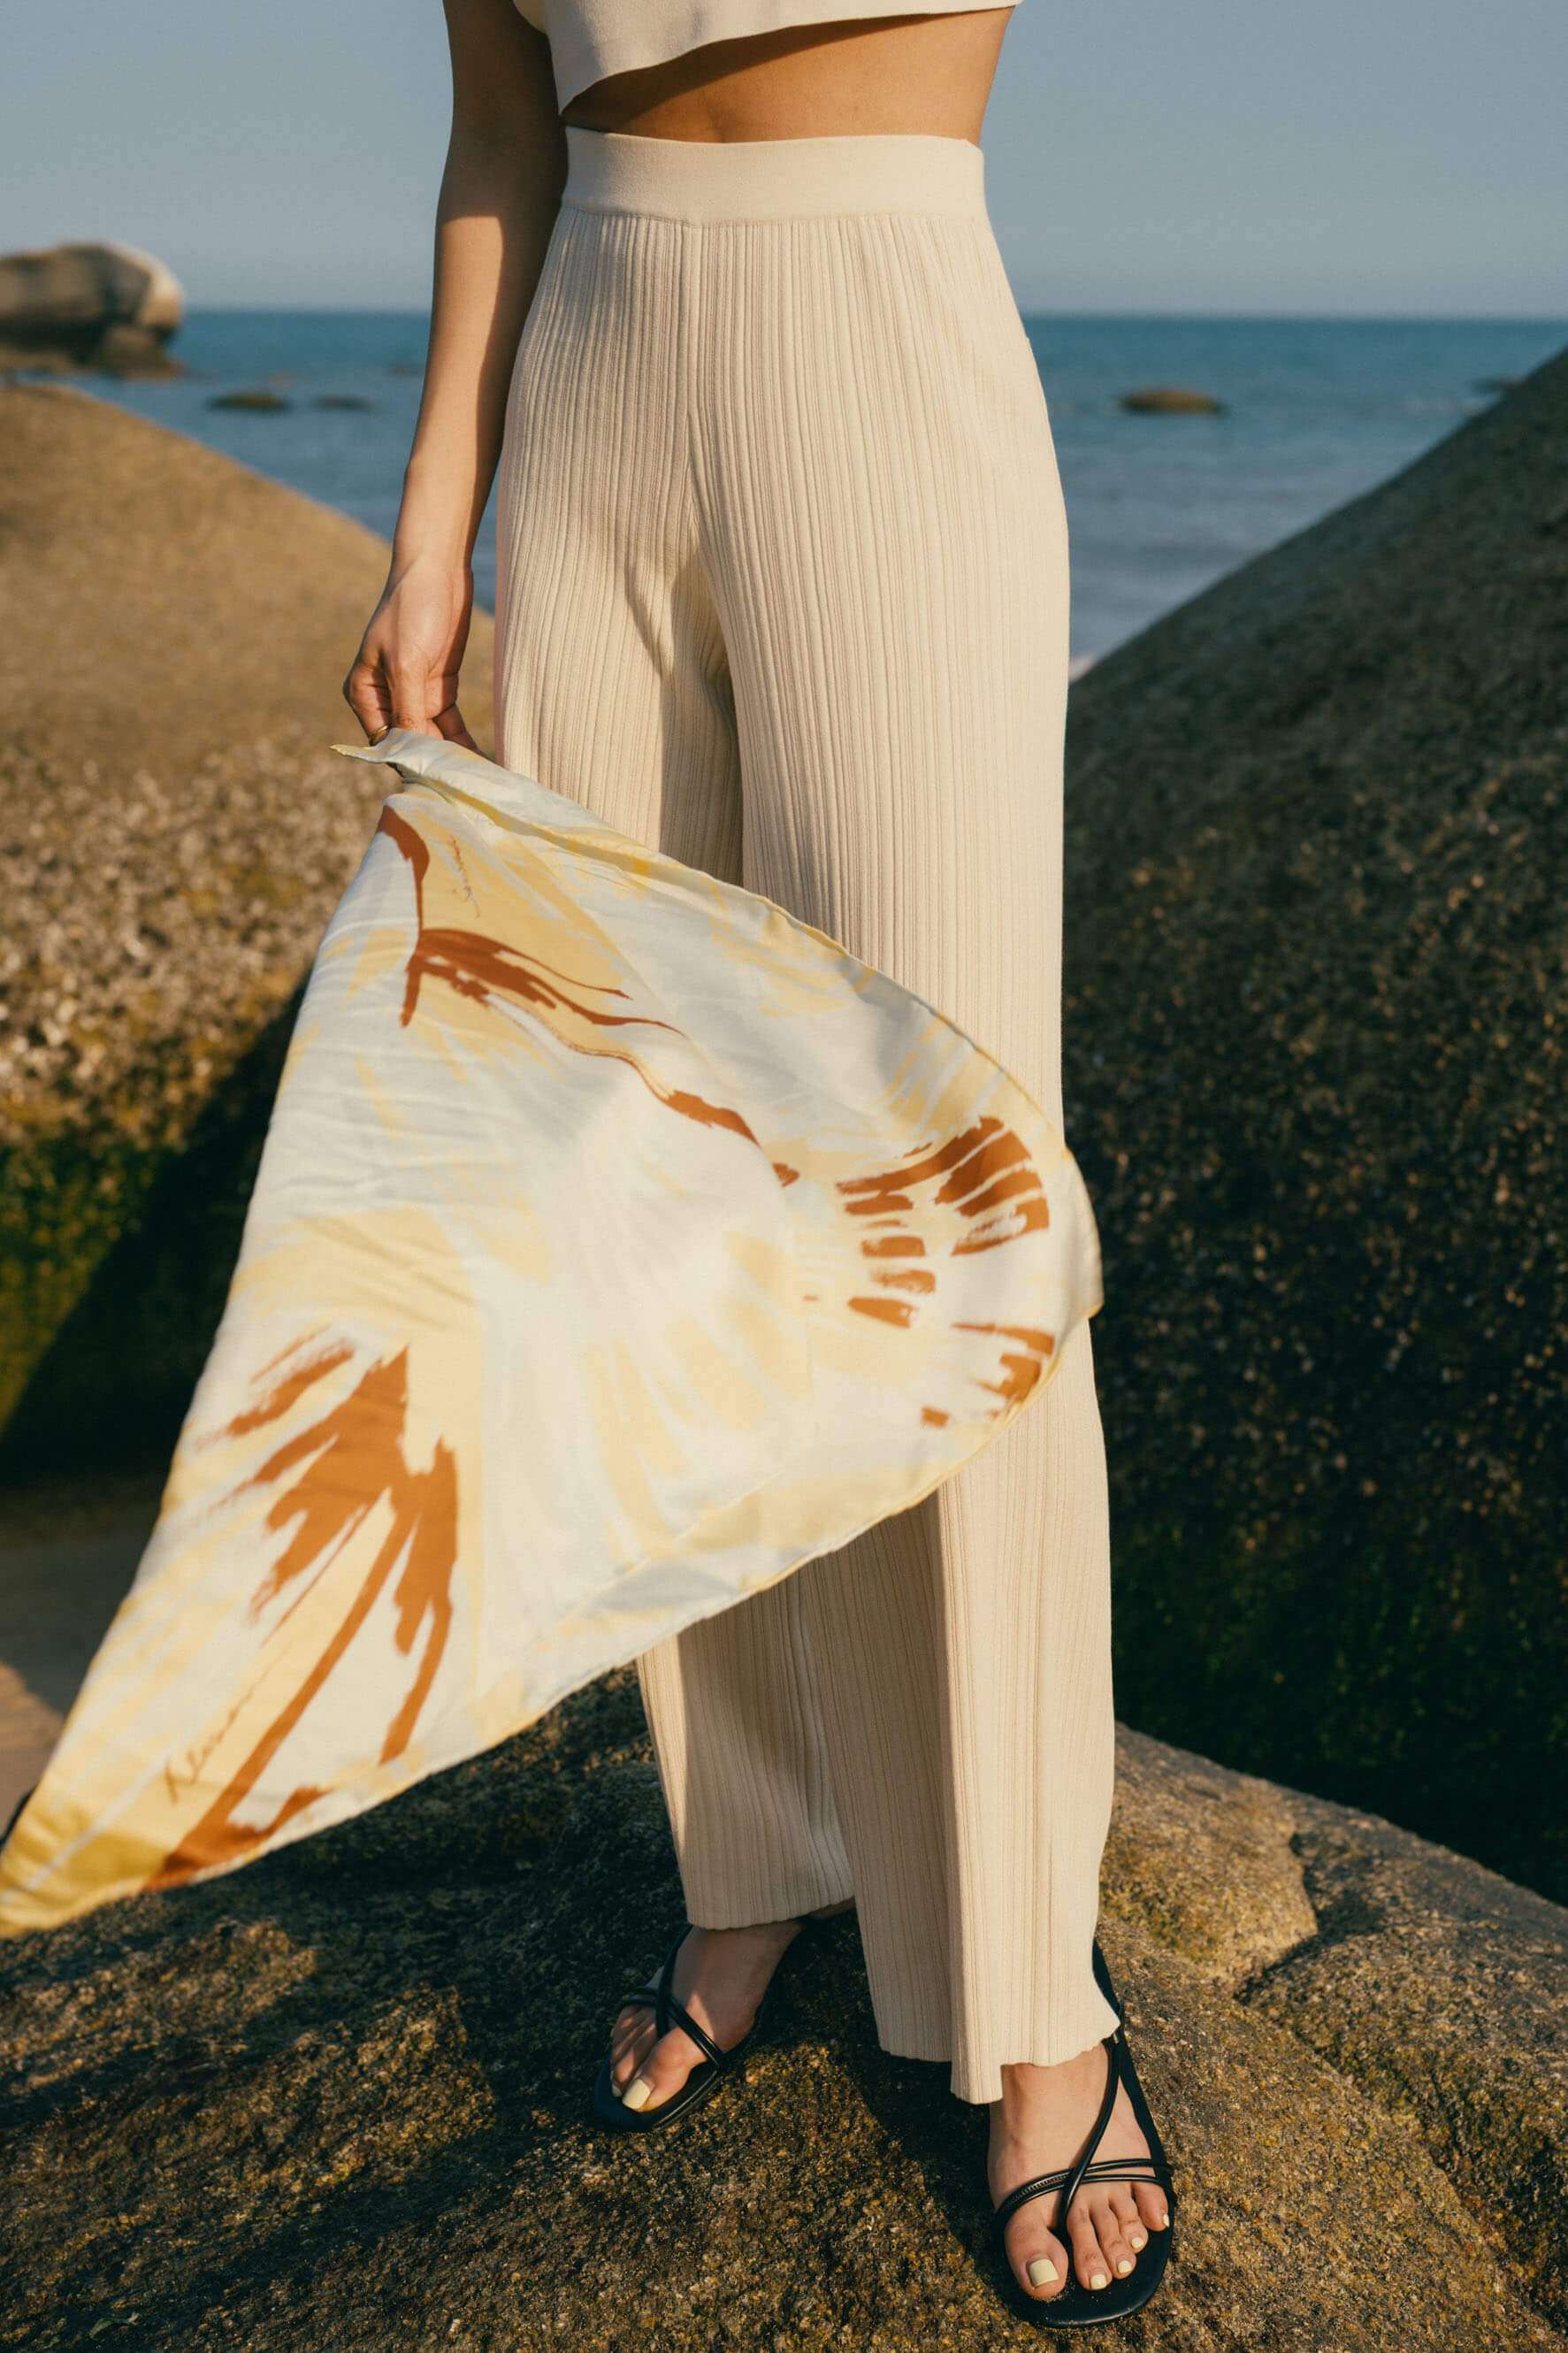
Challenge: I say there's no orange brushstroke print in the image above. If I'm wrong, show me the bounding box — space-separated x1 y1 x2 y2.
378 805 759 1146
939 1123 1051 1255
857 1230 935 1293
953 1321 1057 1411
849 1296 917 1328
219 1338 354 1439
149 1348 458 1887
837 1115 1049 1253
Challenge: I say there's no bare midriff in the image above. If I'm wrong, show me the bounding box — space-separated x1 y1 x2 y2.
559 10 1014 147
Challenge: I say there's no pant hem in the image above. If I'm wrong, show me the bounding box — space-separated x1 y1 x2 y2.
685 1876 856 1931
872 1989 1125 2107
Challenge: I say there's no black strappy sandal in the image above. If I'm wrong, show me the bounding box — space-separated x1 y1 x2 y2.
591 1918 816 2135
992 1941 1177 2330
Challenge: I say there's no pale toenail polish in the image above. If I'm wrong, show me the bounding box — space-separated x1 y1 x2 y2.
620 2076 654 2112
1026 2258 1058 2288
1116 2258 1135 2277
1090 2271 1108 2291
1130 2233 1146 2250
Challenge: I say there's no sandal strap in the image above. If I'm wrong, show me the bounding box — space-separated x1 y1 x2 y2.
1056 2030 1124 2227
992 1945 1176 2238
993 2027 1123 2238
992 2149 1174 2235
654 1983 728 2072
615 1926 730 2074
1079 2155 1175 2192
1090 1936 1125 2025
993 2167 1077 2230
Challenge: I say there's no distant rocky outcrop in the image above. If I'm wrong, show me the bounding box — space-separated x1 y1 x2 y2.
0 1688 1562 2349
1063 347 1568 1905
207 388 291 412
1119 386 1227 415
0 242 184 376
0 385 494 1476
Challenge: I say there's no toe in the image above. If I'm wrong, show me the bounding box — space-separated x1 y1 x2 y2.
618 2026 701 2113
1004 2205 1068 2303
1134 2179 1171 2236
609 2012 655 2090
610 1996 648 2044
610 2031 652 2091
1067 2203 1113 2294
1094 2209 1137 2283
1083 2188 1137 2283
1108 2182 1146 2255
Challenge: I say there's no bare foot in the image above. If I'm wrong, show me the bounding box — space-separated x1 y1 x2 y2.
609 1920 805 2112
990 2043 1170 2303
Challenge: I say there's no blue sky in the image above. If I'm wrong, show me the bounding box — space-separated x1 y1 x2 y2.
7 0 1566 314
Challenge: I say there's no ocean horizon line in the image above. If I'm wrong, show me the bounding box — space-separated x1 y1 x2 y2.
67 310 1568 660
170 301 1568 327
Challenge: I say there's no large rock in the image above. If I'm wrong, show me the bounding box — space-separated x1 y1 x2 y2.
0 241 184 375
0 1685 1562 2349
0 385 493 1475
1062 346 1568 1903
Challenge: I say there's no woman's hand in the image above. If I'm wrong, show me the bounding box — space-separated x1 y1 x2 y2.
343 553 480 749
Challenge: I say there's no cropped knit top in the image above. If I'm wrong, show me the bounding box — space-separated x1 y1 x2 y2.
513 1 1012 112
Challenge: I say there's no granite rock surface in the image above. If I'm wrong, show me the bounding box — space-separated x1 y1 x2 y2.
0 384 493 1469
1062 347 1568 1899
1 1691 1564 2350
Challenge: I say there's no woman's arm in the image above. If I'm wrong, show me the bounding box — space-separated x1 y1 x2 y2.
344 0 566 746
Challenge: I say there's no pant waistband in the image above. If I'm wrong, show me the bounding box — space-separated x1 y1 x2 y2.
561 125 988 223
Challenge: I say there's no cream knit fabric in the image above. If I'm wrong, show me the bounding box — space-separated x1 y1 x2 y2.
510 0 1026 113
496 126 1119 2101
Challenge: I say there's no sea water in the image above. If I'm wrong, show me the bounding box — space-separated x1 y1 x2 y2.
88 310 1564 664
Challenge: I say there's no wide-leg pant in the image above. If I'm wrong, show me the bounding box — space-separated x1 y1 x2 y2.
494 125 1119 2103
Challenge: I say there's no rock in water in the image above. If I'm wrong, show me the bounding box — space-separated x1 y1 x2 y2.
1120 385 1227 414
206 388 292 412
0 385 495 1477
0 1700 1562 2347
0 241 184 376
1064 343 1568 1901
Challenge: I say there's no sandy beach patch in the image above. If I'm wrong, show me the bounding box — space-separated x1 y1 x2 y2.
0 1484 159 1828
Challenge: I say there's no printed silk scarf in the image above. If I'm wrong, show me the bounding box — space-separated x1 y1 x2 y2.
0 732 1103 1936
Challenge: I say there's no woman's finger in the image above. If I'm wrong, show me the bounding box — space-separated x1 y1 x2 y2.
343 656 393 743
388 660 441 737
434 702 480 753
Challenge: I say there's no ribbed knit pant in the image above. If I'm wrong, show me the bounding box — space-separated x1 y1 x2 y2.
494 125 1119 2102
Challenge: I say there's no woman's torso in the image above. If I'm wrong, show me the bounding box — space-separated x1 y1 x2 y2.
514 4 1015 145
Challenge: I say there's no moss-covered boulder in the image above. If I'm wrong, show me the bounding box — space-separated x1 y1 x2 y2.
0 384 493 1474
1 1684 1563 2350
1062 347 1568 1901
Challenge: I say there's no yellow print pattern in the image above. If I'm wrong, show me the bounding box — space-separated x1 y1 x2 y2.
0 733 1103 1935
